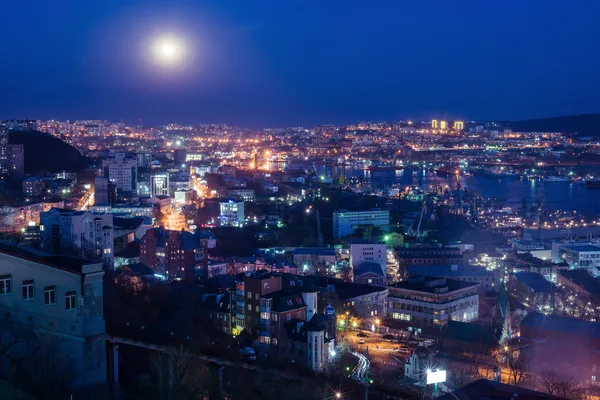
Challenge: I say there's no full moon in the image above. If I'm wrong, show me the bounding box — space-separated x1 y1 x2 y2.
151 35 186 66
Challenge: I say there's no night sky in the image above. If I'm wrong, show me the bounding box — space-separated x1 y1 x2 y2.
1 0 599 127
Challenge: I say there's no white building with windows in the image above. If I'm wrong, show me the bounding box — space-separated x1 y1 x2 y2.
219 199 244 227
102 152 138 193
0 248 107 388
333 210 389 238
388 276 480 330
350 242 387 276
40 208 114 268
553 243 600 275
150 172 169 197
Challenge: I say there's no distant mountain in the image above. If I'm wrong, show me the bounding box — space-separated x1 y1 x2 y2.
509 114 600 137
8 130 89 174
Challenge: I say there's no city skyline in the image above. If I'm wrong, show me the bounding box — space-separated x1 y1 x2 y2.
1 0 600 127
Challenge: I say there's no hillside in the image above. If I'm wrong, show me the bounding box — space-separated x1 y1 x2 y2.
510 114 600 137
8 130 89 174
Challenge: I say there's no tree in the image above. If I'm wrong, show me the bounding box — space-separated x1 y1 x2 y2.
148 346 209 400
538 369 585 399
451 363 478 389
505 349 527 386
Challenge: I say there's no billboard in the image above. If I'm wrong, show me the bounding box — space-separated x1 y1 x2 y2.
426 369 446 385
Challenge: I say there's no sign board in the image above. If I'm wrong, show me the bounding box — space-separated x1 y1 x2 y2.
426 370 446 385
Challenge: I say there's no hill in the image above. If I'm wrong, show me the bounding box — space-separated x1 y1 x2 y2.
509 114 600 137
8 130 89 174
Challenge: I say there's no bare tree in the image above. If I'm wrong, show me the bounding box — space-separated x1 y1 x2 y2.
506 350 527 386
451 363 478 389
148 346 208 400
538 369 585 399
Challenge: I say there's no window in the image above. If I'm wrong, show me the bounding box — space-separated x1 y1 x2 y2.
247 304 251 311
0 275 12 295
273 314 278 321
255 293 259 300
22 280 34 300
247 292 252 299
593 376 597 382
255 306 259 312
66 291 77 311
44 286 56 305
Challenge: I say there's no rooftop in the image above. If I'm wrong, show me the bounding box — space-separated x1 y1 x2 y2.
293 247 336 256
406 265 494 277
390 275 479 293
0 245 101 275
521 312 600 340
561 244 600 252
513 272 558 293
438 379 565 400
558 269 600 295
354 261 384 277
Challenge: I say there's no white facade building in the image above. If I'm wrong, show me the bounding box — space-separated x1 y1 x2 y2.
102 152 138 193
333 210 389 238
0 249 107 387
150 173 169 197
554 243 600 274
219 199 244 227
40 209 114 268
350 242 387 275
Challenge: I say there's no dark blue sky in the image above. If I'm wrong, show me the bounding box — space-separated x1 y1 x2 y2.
1 0 599 127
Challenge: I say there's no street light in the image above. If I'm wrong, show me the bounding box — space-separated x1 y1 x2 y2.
335 393 342 399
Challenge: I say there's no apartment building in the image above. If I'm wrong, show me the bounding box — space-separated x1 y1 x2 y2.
102 152 138 194
40 208 114 268
139 227 216 280
0 248 107 387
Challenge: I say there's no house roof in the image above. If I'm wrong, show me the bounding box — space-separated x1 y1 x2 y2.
521 312 600 340
354 261 384 277
512 272 558 293
390 276 479 294
293 247 336 257
263 289 307 312
438 379 565 400
558 269 600 295
443 321 496 346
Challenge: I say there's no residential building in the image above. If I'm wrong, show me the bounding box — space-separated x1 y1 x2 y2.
319 279 388 320
557 269 600 300
333 209 390 238
510 272 558 311
388 276 480 330
0 142 24 182
219 199 244 227
0 249 107 387
102 152 138 194
40 208 114 268
293 247 337 271
139 227 216 280
350 242 387 276
519 312 600 387
514 252 568 283
94 176 116 206
137 153 152 169
22 176 45 197
227 188 255 202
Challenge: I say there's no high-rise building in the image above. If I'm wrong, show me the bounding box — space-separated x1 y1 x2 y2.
139 227 216 280
440 120 448 130
94 176 116 206
332 209 389 238
431 120 439 129
137 153 152 170
0 127 24 181
219 199 245 227
102 152 138 194
150 172 169 196
174 149 187 166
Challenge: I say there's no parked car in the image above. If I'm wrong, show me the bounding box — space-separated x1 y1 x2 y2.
359 339 365 344
382 334 394 341
393 347 399 352
357 332 368 338
398 347 412 354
